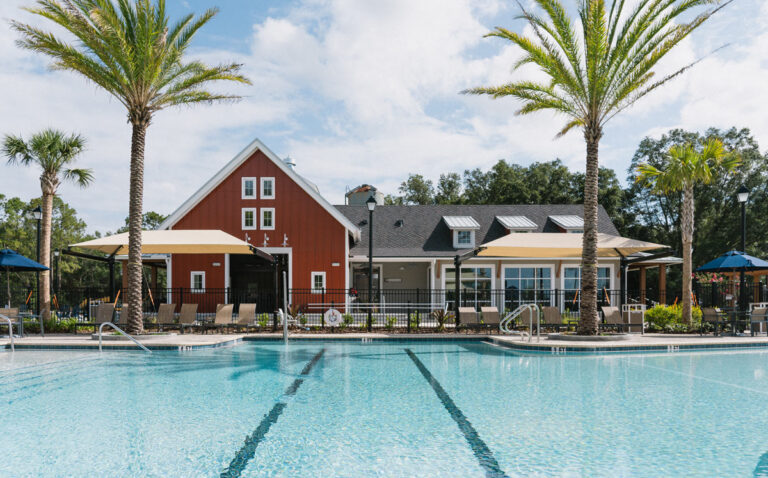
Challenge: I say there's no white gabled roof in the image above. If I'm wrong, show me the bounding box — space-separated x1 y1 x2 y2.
442 216 481 230
548 215 584 229
496 215 537 230
158 138 360 240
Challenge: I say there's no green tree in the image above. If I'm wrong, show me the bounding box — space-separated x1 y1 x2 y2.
398 174 435 205
465 0 723 334
435 173 462 204
636 139 739 325
13 0 251 334
3 129 93 319
118 211 168 233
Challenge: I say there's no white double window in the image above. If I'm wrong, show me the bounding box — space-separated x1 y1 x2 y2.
242 177 257 199
260 208 275 230
242 208 258 230
503 266 553 308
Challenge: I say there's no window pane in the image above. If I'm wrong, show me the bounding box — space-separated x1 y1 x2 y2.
244 210 253 227
264 180 273 196
476 268 492 279
564 267 579 279
505 268 519 279
245 180 254 196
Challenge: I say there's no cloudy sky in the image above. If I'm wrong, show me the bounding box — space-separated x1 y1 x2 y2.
0 0 765 233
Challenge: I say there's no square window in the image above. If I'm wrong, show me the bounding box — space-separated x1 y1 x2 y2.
457 230 472 245
191 271 205 292
311 272 326 293
242 177 257 199
261 177 275 199
242 208 257 230
260 208 275 230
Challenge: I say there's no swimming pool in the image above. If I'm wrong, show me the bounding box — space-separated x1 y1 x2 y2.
2 340 768 477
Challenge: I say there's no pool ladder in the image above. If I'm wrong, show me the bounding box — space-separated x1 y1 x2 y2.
98 322 151 353
499 304 541 342
1 314 14 351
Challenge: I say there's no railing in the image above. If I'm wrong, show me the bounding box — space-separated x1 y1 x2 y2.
98 322 151 353
0 314 14 352
500 304 540 342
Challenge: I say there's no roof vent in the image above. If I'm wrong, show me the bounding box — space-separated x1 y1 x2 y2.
395 219 404 228
284 156 296 170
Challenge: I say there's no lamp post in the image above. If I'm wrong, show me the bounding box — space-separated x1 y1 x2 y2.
366 196 376 332
27 206 42 315
737 185 749 325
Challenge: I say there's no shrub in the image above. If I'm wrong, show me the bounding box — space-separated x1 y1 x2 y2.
432 309 454 332
385 316 397 330
645 304 703 333
409 312 420 329
257 313 270 328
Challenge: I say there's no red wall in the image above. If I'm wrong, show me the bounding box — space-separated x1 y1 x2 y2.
169 149 348 292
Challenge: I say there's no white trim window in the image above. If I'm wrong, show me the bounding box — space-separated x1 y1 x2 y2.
562 265 612 310
261 177 275 199
242 208 258 230
311 271 326 293
444 264 494 308
242 177 257 199
503 265 553 309
190 271 205 292
260 208 275 230
453 230 475 248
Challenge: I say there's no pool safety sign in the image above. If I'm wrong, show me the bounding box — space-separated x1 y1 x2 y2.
324 308 342 326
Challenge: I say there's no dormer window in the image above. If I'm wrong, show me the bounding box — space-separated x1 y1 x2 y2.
443 216 480 249
548 215 584 233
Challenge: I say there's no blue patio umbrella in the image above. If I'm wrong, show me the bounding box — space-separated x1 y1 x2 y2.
696 250 768 273
0 249 48 308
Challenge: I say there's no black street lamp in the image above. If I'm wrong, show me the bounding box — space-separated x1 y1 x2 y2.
366 196 376 332
27 205 42 315
737 185 749 321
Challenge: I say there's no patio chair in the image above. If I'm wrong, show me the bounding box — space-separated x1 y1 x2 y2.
0 308 20 336
541 306 564 331
236 303 257 332
623 308 644 333
517 307 534 330
458 307 478 328
74 303 114 334
155 303 176 331
601 306 623 332
207 304 234 333
178 304 200 334
480 306 500 331
701 307 725 336
751 307 768 336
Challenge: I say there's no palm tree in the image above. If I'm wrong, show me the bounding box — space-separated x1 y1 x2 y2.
465 0 727 334
12 0 251 334
3 129 92 320
636 139 739 325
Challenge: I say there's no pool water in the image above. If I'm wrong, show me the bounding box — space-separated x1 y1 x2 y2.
2 341 768 477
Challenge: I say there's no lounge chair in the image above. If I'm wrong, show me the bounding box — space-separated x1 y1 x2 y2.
458 307 478 328
751 307 768 336
0 308 20 336
701 307 725 336
155 303 176 331
623 308 644 333
541 306 564 331
517 307 534 330
73 303 114 334
207 304 234 333
480 306 500 331
178 304 200 334
601 306 623 332
236 303 257 332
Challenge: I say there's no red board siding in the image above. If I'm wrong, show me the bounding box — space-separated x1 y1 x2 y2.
169 149 348 292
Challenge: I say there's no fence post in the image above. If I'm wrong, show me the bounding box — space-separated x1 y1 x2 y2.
86 287 91 320
407 300 412 333
322 288 326 328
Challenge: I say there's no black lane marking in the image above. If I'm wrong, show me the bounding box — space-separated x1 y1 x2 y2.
221 349 325 478
405 348 508 478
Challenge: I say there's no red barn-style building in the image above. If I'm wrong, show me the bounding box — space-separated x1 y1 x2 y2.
159 139 360 309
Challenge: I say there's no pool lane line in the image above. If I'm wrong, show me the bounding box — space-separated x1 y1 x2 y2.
404 349 508 478
220 349 326 478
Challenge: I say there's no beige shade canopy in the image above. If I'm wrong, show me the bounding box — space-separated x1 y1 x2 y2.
71 230 262 256
478 233 668 258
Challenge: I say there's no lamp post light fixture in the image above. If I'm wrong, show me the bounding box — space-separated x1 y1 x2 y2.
366 196 376 332
737 185 749 325
27 205 42 316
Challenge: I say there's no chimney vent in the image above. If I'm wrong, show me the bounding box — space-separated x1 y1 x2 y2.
284 156 296 170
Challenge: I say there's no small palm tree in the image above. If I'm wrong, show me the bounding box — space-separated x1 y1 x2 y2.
465 0 726 334
636 139 739 325
3 129 92 320
12 0 251 334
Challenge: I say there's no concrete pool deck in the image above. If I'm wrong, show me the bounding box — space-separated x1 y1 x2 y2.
3 332 768 353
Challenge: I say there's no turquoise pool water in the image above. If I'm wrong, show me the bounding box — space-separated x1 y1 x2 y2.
2 341 768 477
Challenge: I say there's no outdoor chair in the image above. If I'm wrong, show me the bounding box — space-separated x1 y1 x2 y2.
155 303 176 331
480 306 500 331
601 306 624 332
541 306 564 331
236 303 257 332
623 308 644 333
178 304 200 334
207 304 234 333
0 308 20 336
701 307 725 336
458 307 478 328
74 303 114 334
751 307 768 336
517 307 534 330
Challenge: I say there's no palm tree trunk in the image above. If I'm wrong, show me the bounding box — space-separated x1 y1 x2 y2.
577 129 601 335
40 190 53 320
681 184 694 326
125 121 147 335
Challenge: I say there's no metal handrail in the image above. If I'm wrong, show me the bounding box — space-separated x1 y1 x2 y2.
500 304 541 342
98 322 151 353
500 304 529 334
0 314 14 352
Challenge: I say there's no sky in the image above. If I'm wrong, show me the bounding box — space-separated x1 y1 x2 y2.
0 0 766 233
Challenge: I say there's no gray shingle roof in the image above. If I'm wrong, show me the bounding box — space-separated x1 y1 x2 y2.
335 204 620 257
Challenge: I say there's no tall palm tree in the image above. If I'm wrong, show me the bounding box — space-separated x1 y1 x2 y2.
465 0 727 334
12 0 251 334
3 129 92 320
636 139 739 325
